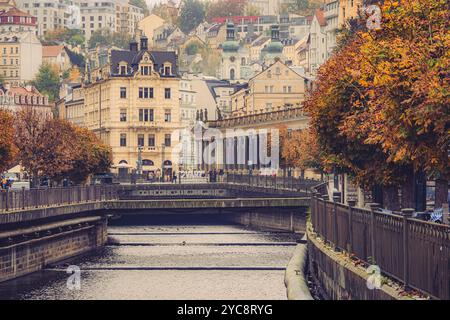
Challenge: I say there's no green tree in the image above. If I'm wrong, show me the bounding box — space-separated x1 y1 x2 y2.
178 0 205 34
43 28 85 47
88 29 132 50
31 63 60 102
130 0 149 15
206 0 246 21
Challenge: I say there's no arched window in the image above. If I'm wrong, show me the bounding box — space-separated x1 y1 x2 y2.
230 68 235 80
119 160 128 164
142 159 154 166
163 160 172 167
241 57 246 66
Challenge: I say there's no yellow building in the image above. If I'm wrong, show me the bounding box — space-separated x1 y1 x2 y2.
137 14 166 45
82 37 181 179
230 60 307 116
338 0 363 27
57 84 85 127
0 30 41 86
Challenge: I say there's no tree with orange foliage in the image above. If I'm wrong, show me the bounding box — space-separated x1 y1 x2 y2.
64 126 112 184
282 128 322 170
15 108 113 186
0 109 17 173
305 0 449 210
14 108 75 186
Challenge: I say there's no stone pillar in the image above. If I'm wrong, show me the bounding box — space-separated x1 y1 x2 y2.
400 208 414 289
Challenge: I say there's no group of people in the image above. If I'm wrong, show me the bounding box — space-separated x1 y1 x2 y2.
0 176 13 190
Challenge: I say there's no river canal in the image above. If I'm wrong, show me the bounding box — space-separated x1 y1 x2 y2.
0 217 300 300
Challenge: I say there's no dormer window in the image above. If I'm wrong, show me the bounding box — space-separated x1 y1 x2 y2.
140 54 153 76
163 62 172 76
140 65 151 75
119 62 128 75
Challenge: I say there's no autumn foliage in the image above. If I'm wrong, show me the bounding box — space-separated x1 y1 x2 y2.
280 127 322 171
13 107 112 186
0 110 17 173
304 0 449 208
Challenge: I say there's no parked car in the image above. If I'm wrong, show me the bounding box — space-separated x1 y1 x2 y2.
91 173 119 185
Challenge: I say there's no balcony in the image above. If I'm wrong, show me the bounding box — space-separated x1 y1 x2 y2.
208 106 309 129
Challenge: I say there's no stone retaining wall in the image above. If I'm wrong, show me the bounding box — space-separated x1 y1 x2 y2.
0 217 107 283
228 209 306 233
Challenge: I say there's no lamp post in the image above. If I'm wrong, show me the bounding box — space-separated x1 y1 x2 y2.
161 143 165 182
136 146 143 179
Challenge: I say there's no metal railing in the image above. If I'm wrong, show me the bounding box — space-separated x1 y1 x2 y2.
310 185 450 300
0 185 119 213
225 173 320 194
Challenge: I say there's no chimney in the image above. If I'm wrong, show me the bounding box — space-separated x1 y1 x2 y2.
140 35 148 51
130 39 138 52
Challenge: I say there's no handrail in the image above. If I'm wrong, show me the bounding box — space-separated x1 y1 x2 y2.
309 184 450 300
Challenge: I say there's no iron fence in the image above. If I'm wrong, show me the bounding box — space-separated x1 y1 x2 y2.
0 185 119 212
225 173 320 194
310 187 450 300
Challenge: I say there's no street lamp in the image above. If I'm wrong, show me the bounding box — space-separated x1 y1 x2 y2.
136 146 143 177
161 143 166 182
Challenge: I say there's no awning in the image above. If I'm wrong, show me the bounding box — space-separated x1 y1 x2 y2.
112 163 133 169
7 165 23 174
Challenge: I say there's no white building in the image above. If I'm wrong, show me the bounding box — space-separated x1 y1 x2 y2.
16 0 71 36
308 9 327 77
324 0 339 58
17 0 144 40
78 0 144 42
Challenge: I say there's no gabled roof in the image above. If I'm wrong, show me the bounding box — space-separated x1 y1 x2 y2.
251 36 270 47
0 7 32 18
315 9 327 27
250 60 308 82
42 45 65 58
109 48 178 77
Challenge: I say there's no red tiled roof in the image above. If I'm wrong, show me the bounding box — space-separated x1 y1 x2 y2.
42 45 64 57
315 9 327 27
7 86 43 97
0 7 33 18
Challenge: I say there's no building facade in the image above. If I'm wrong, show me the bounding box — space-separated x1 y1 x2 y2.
137 14 165 45
338 0 363 27
324 0 339 58
308 9 327 76
17 0 71 36
17 0 144 40
0 84 52 114
82 37 181 179
0 6 37 34
57 83 84 126
230 60 307 115
42 45 72 73
0 31 42 85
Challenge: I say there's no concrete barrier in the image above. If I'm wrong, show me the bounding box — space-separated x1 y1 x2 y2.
284 237 313 300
